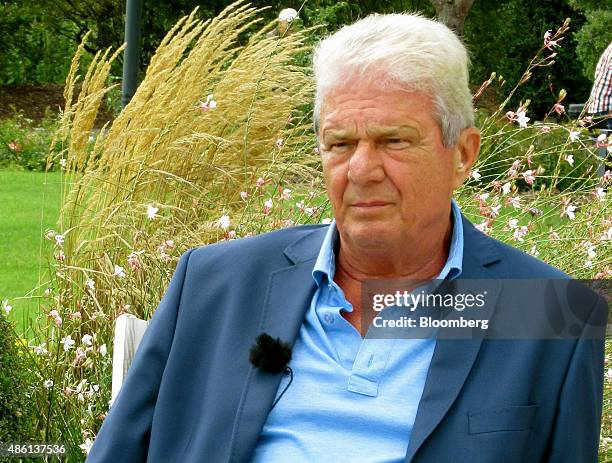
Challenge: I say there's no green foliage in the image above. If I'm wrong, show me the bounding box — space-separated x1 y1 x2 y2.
0 116 58 171
0 314 37 443
0 3 77 85
573 10 612 79
465 0 590 116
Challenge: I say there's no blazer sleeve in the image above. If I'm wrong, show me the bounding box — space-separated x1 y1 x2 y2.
545 295 607 462
86 248 194 463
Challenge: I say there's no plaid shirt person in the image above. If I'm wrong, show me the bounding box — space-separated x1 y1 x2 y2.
587 41 612 115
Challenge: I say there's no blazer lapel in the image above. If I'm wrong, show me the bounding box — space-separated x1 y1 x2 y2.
228 227 326 463
405 216 502 462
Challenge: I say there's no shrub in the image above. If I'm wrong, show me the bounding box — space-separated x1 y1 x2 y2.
0 115 59 171
0 311 37 444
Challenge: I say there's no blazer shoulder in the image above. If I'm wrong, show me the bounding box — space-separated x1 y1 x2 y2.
187 224 327 266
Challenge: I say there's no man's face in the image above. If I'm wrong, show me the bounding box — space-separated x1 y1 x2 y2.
318 79 472 251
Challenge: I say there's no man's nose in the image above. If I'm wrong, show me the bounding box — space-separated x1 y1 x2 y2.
347 141 385 184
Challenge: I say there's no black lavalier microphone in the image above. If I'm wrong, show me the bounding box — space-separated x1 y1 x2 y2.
249 333 294 410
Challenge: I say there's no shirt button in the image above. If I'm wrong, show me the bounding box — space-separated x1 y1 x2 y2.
324 312 334 324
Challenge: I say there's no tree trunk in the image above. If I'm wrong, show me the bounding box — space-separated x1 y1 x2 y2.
429 0 475 37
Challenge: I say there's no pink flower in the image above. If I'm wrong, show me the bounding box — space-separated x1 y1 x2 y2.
240 191 248 200
198 94 217 111
543 30 560 50
475 220 492 235
553 103 565 115
264 198 273 215
7 140 21 152
48 310 62 327
506 196 522 209
127 250 144 271
280 188 292 200
539 126 551 134
505 111 516 122
513 226 529 242
72 347 87 367
521 170 536 185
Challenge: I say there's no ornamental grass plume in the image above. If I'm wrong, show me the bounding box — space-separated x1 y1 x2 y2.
50 0 319 323
28 3 324 458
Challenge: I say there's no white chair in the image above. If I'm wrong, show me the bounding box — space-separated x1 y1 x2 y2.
111 314 149 404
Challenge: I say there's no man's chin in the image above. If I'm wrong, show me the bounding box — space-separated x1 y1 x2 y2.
340 222 401 250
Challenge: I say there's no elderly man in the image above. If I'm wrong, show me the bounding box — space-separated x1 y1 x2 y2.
87 13 605 463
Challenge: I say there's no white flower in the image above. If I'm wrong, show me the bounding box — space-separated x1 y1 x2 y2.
501 182 512 195
594 188 606 201
32 342 48 355
508 218 519 229
147 205 159 219
2 300 11 316
563 204 576 220
86 279 95 291
113 265 126 278
516 110 530 128
279 8 298 22
564 154 574 166
513 226 529 242
321 218 332 225
601 227 612 241
61 335 75 351
199 94 217 111
304 207 315 216
586 245 597 260
240 191 248 200
99 344 107 357
59 158 67 168
82 334 93 346
280 188 292 200
275 138 284 148
55 234 65 246
43 379 54 389
217 214 231 230
569 130 580 142
470 169 481 181
529 245 539 257
79 438 94 455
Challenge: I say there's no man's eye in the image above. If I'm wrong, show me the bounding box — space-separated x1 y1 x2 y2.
385 138 409 148
330 142 350 150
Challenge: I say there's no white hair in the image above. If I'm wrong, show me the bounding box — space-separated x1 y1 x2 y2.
313 13 474 147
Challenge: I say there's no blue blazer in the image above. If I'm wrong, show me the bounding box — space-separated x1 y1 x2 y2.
86 216 606 462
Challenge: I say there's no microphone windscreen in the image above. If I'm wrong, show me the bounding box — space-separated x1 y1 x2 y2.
249 333 292 373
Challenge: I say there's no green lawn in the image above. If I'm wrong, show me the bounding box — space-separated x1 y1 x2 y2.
0 169 62 337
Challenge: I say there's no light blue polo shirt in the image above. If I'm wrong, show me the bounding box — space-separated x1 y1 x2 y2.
251 201 464 462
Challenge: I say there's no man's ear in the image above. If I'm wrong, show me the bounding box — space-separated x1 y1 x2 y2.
452 127 481 189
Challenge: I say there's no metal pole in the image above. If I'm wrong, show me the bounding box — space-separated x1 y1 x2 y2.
121 0 144 108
